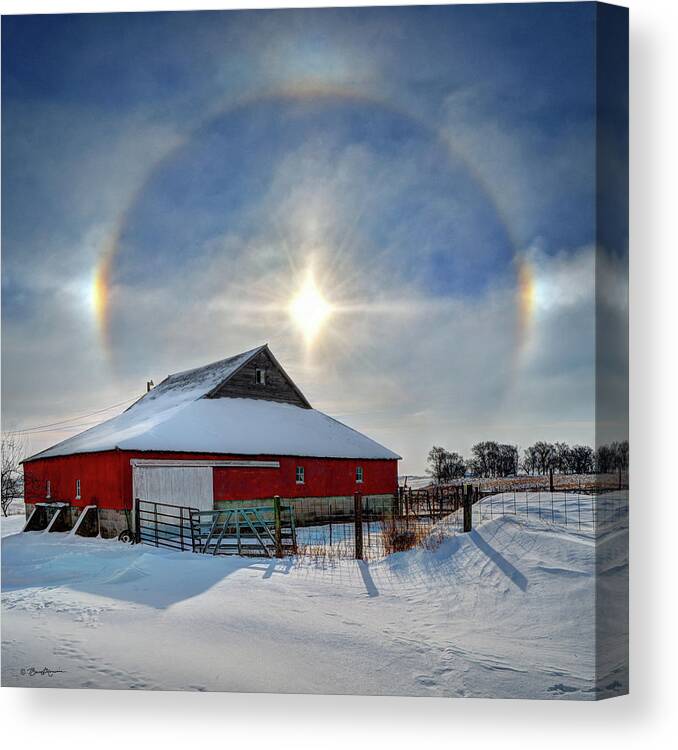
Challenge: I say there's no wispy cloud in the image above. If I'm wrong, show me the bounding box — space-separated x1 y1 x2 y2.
1 5 624 471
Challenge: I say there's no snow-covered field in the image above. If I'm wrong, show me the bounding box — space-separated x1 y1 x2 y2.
398 475 433 489
1 494 628 699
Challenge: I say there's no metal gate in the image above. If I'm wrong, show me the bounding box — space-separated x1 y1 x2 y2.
136 500 196 551
190 504 296 557
135 499 297 557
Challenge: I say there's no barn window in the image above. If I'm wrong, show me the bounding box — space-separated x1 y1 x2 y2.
46 480 51 499
255 368 266 385
296 466 305 484
356 466 364 483
75 479 81 499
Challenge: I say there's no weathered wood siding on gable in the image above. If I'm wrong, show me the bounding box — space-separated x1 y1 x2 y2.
207 349 309 408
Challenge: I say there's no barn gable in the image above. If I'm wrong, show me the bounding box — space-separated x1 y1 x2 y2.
205 346 310 408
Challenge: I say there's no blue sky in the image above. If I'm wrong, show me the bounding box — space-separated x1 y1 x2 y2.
1 4 628 472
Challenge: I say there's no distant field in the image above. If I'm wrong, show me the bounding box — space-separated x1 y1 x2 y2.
399 473 626 493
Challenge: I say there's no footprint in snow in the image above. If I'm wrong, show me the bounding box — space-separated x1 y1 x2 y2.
547 683 579 694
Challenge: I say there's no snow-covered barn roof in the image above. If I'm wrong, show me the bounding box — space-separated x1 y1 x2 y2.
137 344 311 410
26 346 400 462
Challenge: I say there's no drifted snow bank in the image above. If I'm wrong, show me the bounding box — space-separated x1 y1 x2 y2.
1 494 627 698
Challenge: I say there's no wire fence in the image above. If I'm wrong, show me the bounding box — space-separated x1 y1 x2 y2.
294 487 467 561
293 486 629 561
134 483 629 561
474 489 628 531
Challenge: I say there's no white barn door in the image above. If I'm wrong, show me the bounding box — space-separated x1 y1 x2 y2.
132 464 214 511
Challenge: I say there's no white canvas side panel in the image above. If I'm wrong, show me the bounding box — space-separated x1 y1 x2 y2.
132 465 214 511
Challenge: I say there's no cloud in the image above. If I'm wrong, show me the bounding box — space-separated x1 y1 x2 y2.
440 86 595 254
99 232 602 474
2 105 605 471
1 6 626 471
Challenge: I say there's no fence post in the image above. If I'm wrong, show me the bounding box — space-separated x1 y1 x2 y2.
463 485 473 533
273 495 283 558
549 468 554 493
354 491 364 560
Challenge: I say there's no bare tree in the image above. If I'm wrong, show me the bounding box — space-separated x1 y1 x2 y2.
1 433 27 517
521 445 539 475
470 441 499 478
595 444 615 474
529 441 555 475
611 440 629 470
570 444 595 474
497 444 519 477
426 446 465 483
552 442 571 473
443 451 466 481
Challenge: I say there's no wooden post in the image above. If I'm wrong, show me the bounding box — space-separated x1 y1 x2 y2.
354 492 363 560
549 468 554 493
463 485 473 533
273 495 283 558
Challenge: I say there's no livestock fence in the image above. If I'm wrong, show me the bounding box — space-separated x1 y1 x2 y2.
135 479 628 561
134 488 477 561
294 485 475 560
473 487 628 531
136 497 296 557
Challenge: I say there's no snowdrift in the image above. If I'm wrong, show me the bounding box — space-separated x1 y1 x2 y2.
1 493 628 698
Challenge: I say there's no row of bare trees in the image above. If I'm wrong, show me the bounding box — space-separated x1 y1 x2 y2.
426 440 629 483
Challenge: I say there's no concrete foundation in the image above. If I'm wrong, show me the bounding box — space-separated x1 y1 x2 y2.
97 508 132 539
23 503 129 539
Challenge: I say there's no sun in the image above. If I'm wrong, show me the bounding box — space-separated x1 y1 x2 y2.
289 270 333 345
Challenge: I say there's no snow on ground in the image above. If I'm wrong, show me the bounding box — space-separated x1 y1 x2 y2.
1 499 25 520
1 494 628 699
399 475 434 489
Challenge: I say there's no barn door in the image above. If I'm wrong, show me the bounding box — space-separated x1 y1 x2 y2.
132 465 214 511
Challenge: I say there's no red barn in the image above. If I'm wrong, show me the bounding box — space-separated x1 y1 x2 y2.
23 345 400 537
